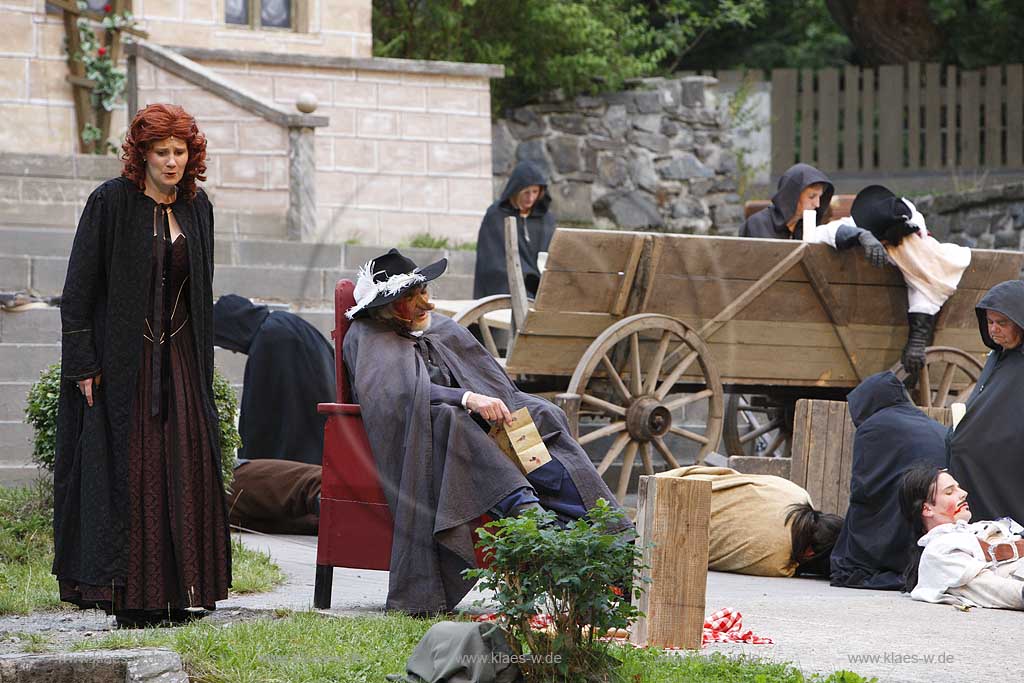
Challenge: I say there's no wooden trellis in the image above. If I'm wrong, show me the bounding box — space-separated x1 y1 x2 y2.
49 0 148 154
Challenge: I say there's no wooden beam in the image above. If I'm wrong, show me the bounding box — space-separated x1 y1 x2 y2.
610 235 647 316
800 251 867 380
631 475 710 650
47 0 149 38
504 215 529 339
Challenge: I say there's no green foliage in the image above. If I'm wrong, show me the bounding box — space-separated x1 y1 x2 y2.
230 537 286 595
929 0 1024 68
0 480 64 615
464 500 643 682
373 0 766 112
24 362 240 491
405 232 477 251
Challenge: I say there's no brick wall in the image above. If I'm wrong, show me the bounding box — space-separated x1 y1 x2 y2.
137 55 495 245
0 0 370 156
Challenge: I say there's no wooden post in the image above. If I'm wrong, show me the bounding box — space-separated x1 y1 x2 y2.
554 393 581 439
503 215 529 336
630 475 710 651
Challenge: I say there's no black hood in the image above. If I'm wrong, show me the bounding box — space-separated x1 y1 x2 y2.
498 161 552 217
847 371 912 427
975 279 1024 351
214 294 270 353
769 163 835 228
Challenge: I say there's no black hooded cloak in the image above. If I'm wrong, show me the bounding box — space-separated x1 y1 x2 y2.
53 177 221 590
829 371 948 590
214 295 335 465
948 280 1024 523
344 314 628 614
741 163 834 240
473 161 556 298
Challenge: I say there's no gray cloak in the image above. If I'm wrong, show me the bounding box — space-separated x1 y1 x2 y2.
740 163 834 240
344 314 627 614
948 280 1024 523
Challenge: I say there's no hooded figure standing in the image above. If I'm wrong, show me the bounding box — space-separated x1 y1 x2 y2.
213 294 335 465
828 371 948 590
473 161 555 299
344 249 630 615
948 280 1024 524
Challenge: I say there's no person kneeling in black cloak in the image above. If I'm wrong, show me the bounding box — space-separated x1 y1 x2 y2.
344 248 631 616
829 371 948 590
214 294 335 465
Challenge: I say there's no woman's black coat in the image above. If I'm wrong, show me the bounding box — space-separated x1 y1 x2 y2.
53 177 221 589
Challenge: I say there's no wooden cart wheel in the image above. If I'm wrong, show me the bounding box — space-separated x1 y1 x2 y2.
451 295 513 363
563 314 724 502
889 346 985 408
723 393 792 458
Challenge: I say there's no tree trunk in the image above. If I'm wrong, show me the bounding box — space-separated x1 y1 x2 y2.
825 0 944 65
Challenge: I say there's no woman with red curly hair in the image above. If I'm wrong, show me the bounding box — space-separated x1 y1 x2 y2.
53 103 231 628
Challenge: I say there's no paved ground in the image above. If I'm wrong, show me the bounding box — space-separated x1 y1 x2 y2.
231 531 1019 683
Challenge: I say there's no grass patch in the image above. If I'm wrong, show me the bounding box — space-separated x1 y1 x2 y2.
0 482 284 615
405 233 477 251
73 612 871 683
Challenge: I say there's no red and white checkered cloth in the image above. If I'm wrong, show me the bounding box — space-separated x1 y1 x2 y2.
701 607 773 646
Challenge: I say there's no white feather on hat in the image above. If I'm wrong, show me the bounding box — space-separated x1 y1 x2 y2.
344 259 425 320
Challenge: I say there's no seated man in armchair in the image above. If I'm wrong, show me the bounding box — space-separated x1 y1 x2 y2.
343 248 631 616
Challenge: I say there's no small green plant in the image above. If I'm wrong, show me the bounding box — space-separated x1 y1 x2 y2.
24 363 240 490
465 500 643 682
407 232 451 249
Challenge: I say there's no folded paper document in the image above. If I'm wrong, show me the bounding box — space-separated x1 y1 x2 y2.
488 407 552 475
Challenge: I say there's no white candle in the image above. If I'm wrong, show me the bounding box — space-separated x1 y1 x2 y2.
802 209 817 242
951 402 966 429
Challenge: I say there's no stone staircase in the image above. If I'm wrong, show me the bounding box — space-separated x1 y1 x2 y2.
0 217 476 486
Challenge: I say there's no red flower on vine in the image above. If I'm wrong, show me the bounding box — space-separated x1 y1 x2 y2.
97 46 107 57
103 3 112 12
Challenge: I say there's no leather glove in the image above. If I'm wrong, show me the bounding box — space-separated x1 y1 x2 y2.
857 231 888 268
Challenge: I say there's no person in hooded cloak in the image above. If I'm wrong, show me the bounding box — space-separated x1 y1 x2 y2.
213 294 334 465
473 161 556 299
828 371 948 590
948 280 1024 524
344 248 631 615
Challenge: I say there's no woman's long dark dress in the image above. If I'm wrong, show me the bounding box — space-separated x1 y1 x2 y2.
58 233 230 612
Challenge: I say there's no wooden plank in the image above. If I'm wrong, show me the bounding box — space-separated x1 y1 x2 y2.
545 228 646 274
772 69 798 176
803 400 830 506
842 65 860 172
624 236 663 316
631 476 710 650
1007 64 1023 168
504 216 529 341
789 399 812 489
818 68 839 169
946 65 958 167
907 62 921 169
925 63 942 170
878 65 904 171
862 67 876 171
961 70 981 169
799 69 815 162
838 404 856 518
819 401 847 516
610 235 647 316
801 251 866 379
985 65 1003 168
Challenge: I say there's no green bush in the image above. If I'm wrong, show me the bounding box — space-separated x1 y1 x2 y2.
24 362 240 490
465 500 644 682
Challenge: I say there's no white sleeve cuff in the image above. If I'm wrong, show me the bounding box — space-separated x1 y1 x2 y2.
461 391 471 409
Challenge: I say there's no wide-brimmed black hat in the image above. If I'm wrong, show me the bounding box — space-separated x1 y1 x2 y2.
851 185 914 242
345 248 447 320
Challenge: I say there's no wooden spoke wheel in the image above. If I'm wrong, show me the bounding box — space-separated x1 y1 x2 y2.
563 314 724 502
889 346 985 408
723 393 792 458
451 295 513 363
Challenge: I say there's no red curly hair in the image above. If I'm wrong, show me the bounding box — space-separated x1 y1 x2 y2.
121 103 207 200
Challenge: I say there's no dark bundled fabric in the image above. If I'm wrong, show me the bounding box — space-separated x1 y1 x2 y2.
344 314 629 614
473 161 555 298
228 459 321 535
54 177 228 607
829 372 947 590
949 280 1024 523
740 163 834 240
214 295 335 465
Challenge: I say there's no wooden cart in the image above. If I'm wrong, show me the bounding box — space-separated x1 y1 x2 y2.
451 219 1023 499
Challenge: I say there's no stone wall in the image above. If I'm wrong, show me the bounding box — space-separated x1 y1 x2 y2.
491 76 743 234
915 183 1024 252
0 0 371 157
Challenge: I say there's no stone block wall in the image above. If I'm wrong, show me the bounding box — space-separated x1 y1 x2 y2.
915 183 1024 253
0 0 370 157
492 76 743 234
133 54 496 244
